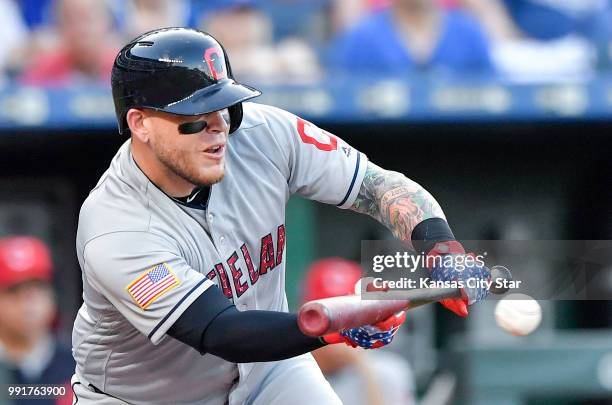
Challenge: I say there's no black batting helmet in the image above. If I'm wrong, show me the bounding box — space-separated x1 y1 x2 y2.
111 27 261 134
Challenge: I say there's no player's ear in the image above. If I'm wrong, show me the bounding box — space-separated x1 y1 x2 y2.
126 108 150 143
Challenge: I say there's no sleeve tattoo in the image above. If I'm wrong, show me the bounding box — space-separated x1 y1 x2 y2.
350 162 446 242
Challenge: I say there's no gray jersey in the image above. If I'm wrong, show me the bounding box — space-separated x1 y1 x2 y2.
72 102 367 404
327 351 415 405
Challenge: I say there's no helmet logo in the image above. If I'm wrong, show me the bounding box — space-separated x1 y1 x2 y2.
204 47 227 80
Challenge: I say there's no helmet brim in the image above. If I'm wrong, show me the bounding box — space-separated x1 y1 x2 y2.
158 80 261 116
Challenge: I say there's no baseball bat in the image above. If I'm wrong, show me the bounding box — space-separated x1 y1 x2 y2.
298 265 512 337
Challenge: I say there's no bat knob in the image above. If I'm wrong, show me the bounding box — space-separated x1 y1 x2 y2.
489 265 512 294
298 303 331 337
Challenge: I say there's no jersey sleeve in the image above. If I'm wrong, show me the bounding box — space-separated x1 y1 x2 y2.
82 231 214 344
263 106 368 208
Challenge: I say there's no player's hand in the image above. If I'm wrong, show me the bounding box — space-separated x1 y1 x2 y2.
427 241 490 317
321 311 406 349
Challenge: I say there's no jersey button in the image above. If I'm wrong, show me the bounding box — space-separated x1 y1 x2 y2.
219 236 225 244
208 213 214 223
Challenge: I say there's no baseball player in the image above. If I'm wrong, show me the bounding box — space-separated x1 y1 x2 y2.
71 28 490 404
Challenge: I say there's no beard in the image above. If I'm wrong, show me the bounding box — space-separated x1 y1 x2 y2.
154 142 225 187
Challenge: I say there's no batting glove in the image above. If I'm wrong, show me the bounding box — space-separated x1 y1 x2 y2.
321 311 406 349
427 241 490 317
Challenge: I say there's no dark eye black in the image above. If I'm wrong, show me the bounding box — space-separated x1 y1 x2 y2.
178 120 208 134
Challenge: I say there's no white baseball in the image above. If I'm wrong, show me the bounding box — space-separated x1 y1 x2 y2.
494 293 542 336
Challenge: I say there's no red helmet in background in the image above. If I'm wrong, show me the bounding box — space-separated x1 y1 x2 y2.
0 237 52 290
302 258 362 303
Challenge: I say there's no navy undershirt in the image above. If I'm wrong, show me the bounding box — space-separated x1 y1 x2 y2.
172 186 211 210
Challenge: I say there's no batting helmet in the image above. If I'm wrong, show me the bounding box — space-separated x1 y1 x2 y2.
111 27 261 135
0 237 52 290
302 258 363 303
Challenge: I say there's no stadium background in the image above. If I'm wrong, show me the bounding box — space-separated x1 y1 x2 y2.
0 0 610 404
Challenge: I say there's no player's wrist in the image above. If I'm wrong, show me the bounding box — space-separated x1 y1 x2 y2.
411 217 458 255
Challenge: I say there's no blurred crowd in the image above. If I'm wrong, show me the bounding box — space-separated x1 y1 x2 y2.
0 0 611 86
0 236 73 405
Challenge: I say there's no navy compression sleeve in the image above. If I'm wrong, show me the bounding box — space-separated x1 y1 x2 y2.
167 286 325 362
411 217 456 253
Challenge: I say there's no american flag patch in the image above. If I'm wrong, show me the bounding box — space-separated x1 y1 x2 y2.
126 263 180 309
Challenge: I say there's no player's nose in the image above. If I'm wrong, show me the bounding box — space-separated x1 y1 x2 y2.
205 109 230 134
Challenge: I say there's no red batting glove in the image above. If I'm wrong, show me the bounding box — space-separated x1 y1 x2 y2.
320 331 356 346
426 240 469 317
